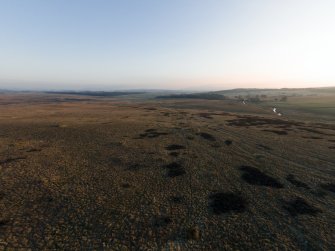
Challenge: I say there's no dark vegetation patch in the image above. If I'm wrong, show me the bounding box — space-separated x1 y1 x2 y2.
211 143 221 148
314 123 335 131
144 107 157 111
328 139 335 142
139 129 169 138
297 127 334 136
219 112 232 116
0 156 27 165
26 148 42 152
169 152 180 157
127 163 142 171
101 121 114 124
198 113 213 119
165 144 186 151
311 189 327 198
197 132 216 141
275 125 292 129
37 194 54 204
209 192 247 214
262 129 288 135
187 136 194 140
285 128 294 131
0 219 9 227
257 144 272 151
121 183 131 188
63 98 91 102
109 157 122 165
254 154 265 160
283 198 321 216
227 116 303 127
105 142 123 147
239 166 283 188
45 195 54 203
163 162 186 177
153 216 172 227
329 146 335 149
302 136 323 140
320 183 335 193
170 196 184 204
286 174 310 189
225 140 233 146
145 128 157 132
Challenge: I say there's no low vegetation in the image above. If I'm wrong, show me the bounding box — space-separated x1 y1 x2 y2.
0 90 334 250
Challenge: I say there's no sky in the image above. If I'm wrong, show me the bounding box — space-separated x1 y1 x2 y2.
0 0 334 91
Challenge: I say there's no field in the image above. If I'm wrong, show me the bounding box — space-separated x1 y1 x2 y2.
261 96 335 121
0 93 334 250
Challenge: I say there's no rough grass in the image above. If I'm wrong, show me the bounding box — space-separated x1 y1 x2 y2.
320 183 335 193
286 174 310 189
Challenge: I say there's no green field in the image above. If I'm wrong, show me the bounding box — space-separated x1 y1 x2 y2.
260 96 335 122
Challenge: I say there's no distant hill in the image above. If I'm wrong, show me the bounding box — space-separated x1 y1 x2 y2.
156 93 225 100
153 87 335 103
45 91 145 97
212 87 335 97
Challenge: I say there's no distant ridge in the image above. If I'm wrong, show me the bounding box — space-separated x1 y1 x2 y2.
211 87 335 96
45 91 145 97
156 93 225 100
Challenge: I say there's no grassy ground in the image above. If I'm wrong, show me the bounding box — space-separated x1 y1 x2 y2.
209 87 335 122
259 95 335 122
0 94 334 250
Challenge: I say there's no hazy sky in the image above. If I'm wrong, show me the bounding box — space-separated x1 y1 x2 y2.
1 0 334 90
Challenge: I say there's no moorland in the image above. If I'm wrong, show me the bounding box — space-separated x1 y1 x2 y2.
0 88 334 250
